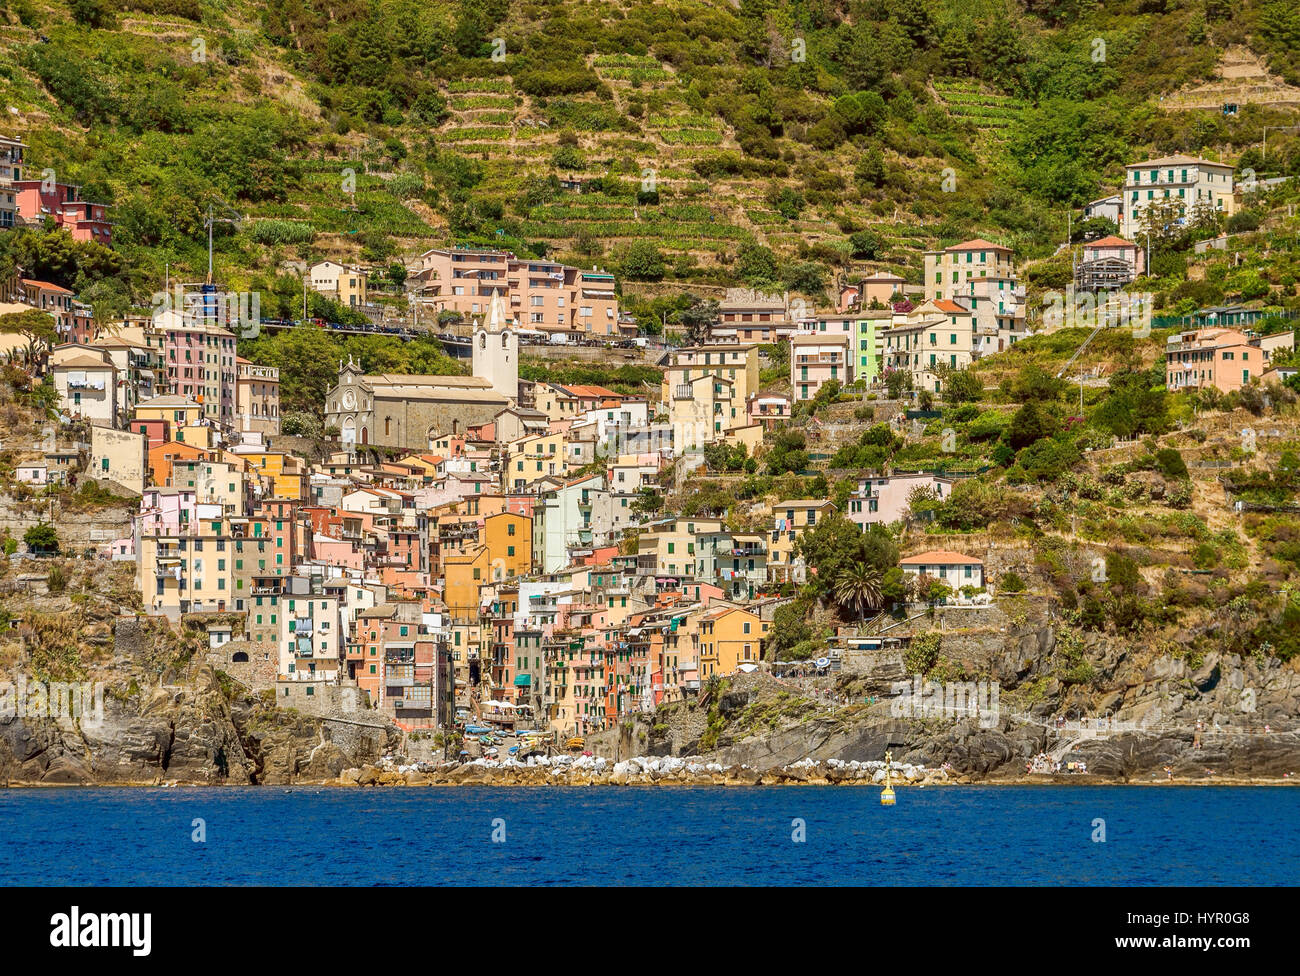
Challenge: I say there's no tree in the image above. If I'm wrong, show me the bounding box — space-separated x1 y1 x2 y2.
1005 400 1058 449
796 515 898 601
833 564 883 621
679 300 720 346
849 230 884 260
735 243 778 284
69 0 116 28
766 599 813 660
766 429 808 474
622 241 666 281
0 309 57 363
854 148 886 189
884 368 910 398
945 370 983 403
630 486 663 517
24 523 59 555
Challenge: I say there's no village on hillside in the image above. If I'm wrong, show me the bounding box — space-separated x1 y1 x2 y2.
3 115 1300 758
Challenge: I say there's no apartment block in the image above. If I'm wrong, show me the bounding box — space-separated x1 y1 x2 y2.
1120 155 1235 239
235 358 281 435
923 239 1015 303
309 261 368 307
408 247 619 336
1164 328 1262 393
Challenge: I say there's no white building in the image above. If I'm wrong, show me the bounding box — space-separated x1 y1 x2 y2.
1120 155 1235 239
52 352 119 425
900 550 985 591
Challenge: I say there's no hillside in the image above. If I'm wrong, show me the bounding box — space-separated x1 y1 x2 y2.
3 0 1300 321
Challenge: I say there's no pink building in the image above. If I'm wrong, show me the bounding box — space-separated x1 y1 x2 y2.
1165 328 1262 393
790 333 851 402
311 536 366 572
1075 235 1145 291
130 418 171 450
746 392 791 431
160 313 237 427
407 247 618 336
1082 235 1144 274
846 474 953 528
138 488 193 535
14 179 111 245
17 278 93 344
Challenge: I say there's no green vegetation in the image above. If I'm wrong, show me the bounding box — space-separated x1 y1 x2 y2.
6 0 1299 303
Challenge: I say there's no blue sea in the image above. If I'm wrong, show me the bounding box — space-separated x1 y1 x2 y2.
1 786 1295 885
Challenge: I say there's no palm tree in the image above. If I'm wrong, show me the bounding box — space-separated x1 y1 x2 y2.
833 564 883 622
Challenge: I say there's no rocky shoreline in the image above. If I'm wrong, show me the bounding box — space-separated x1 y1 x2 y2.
7 754 1297 788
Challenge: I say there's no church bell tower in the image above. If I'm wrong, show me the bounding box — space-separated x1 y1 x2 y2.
472 290 518 403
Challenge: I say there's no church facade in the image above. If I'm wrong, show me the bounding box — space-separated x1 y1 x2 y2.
324 297 519 452
324 362 509 451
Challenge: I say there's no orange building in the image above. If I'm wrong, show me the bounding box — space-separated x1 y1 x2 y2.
148 440 209 488
1165 328 1263 394
698 606 764 677
483 511 532 580
443 547 492 620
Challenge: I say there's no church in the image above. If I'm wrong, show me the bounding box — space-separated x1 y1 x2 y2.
324 293 518 451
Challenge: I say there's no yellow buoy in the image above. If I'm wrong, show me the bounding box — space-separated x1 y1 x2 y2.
880 749 896 806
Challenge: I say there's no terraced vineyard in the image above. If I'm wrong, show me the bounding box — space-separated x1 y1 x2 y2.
2 0 1294 301
932 79 1030 138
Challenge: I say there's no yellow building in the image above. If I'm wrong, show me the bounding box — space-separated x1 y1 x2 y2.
698 606 763 677
168 458 248 513
395 453 445 481
505 431 569 491
135 394 203 430
309 261 368 307
238 452 306 501
923 239 1015 303
769 499 835 581
661 345 759 409
483 511 532 580
634 516 726 579
138 505 237 619
668 372 740 450
175 424 215 449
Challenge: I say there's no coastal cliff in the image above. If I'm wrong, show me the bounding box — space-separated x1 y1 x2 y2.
587 603 1300 784
2 566 1297 787
0 663 403 786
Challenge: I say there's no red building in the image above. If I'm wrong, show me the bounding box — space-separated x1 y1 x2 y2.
14 179 111 245
128 418 170 450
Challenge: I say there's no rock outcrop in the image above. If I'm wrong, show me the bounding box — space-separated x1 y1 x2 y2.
0 665 401 786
